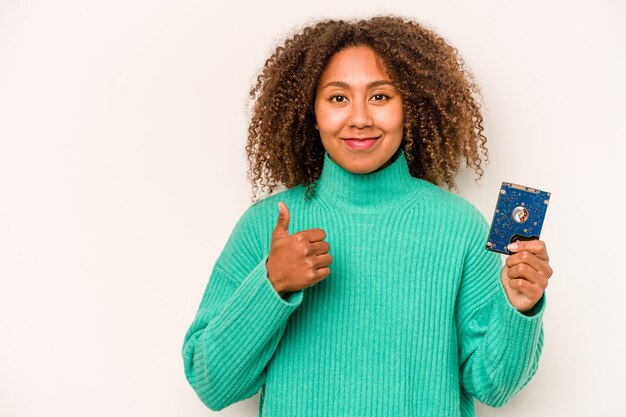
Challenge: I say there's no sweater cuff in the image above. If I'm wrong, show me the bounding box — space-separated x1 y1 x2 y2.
260 254 305 305
498 281 546 325
231 254 304 314
493 278 545 337
486 281 545 382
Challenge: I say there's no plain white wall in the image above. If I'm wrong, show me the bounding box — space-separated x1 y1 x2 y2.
1 0 624 416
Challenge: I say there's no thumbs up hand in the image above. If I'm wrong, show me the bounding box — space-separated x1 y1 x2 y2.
266 202 333 299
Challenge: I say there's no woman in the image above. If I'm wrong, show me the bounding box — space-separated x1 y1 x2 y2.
182 15 552 416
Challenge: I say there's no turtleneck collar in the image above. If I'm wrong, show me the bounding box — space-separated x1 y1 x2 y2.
314 148 422 214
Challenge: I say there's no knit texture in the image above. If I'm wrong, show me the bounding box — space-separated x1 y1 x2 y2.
182 148 546 416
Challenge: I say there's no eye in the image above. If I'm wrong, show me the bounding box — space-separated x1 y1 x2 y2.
371 93 390 101
330 95 347 103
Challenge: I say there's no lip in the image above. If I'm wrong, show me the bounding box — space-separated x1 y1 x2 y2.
342 136 380 150
342 137 380 141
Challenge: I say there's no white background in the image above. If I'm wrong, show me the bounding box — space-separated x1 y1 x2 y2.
1 0 624 416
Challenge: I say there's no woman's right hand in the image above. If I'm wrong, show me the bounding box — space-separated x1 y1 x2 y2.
266 202 333 298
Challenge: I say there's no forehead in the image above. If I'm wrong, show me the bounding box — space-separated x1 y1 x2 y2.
318 46 390 84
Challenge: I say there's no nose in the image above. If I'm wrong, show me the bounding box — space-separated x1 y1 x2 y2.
348 99 373 128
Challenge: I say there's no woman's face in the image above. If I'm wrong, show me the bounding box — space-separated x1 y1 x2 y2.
314 46 404 174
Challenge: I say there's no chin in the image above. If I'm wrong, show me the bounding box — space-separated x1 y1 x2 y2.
341 157 387 174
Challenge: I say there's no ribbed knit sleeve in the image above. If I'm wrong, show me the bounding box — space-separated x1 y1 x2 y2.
456 207 545 408
181 205 304 411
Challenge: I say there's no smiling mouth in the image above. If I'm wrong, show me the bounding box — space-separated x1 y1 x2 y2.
342 136 380 141
342 136 380 150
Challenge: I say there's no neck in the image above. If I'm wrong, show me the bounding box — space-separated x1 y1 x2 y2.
314 148 422 214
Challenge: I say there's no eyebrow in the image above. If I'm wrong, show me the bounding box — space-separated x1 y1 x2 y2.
320 80 394 90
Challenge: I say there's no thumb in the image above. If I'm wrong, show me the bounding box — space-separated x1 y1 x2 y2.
272 201 290 240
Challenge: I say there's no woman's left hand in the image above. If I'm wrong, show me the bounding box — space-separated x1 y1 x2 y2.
501 240 553 314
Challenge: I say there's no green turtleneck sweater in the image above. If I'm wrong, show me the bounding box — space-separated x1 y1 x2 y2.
182 148 546 416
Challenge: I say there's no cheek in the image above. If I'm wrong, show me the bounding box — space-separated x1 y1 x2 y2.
380 103 404 132
316 108 345 133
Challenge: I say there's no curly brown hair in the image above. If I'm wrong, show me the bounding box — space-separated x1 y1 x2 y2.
246 15 489 203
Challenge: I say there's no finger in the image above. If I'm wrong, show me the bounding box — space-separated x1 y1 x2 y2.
507 240 549 261
310 241 331 255
271 202 290 240
313 253 333 268
299 228 327 243
506 252 553 280
505 251 544 271
508 277 544 301
314 267 331 281
507 263 545 286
